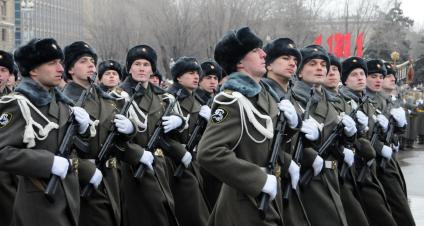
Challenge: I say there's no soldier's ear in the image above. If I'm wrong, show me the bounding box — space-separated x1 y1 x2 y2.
266 65 272 71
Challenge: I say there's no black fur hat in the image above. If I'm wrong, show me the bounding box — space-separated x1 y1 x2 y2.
98 60 123 80
201 59 222 81
63 41 97 80
367 59 387 77
14 38 64 77
171 57 202 82
263 38 302 66
214 27 263 75
297 44 330 76
151 70 163 82
384 62 397 83
341 56 368 85
126 45 157 73
328 53 342 73
0 50 14 73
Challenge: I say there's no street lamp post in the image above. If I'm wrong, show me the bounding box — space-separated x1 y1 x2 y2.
20 0 34 43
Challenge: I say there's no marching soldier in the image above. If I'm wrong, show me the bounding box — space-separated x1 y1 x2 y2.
197 59 222 208
262 37 309 226
167 56 211 226
0 50 18 226
292 45 350 226
63 41 130 226
370 60 416 226
198 27 289 226
119 44 185 226
323 54 370 226
339 57 397 226
0 38 93 226
97 60 123 92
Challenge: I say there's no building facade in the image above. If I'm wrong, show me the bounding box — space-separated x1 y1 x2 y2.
0 0 15 51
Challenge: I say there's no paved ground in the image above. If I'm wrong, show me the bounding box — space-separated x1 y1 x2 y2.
398 144 424 225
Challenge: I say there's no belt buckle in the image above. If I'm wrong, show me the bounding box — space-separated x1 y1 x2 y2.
106 158 117 169
154 148 164 157
274 164 281 178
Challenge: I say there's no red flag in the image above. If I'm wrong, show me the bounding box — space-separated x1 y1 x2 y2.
355 32 364 57
314 34 322 45
343 33 351 58
327 34 334 54
334 33 344 58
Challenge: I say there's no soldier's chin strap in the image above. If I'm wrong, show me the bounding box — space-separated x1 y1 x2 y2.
215 91 274 145
0 94 59 148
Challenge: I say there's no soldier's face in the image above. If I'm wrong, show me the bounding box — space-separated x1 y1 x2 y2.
6 74 16 87
129 59 152 83
366 73 384 92
100 70 120 88
0 66 11 88
324 65 340 89
345 68 366 91
267 55 297 79
30 59 64 89
238 48 267 79
383 74 396 91
149 75 160 86
299 58 327 85
199 75 218 94
69 56 96 82
177 71 199 91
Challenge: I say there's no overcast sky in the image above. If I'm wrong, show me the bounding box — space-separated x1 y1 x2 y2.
401 0 423 31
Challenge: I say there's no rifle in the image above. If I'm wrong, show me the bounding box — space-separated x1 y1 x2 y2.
80 82 142 197
173 96 214 177
44 74 96 200
300 95 368 186
133 89 183 179
258 99 287 219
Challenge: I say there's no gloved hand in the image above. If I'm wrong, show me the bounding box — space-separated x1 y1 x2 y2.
356 110 369 129
312 155 324 176
261 174 277 200
278 100 298 128
114 114 135 134
342 114 357 137
376 114 389 132
51 156 70 179
89 168 103 188
181 152 192 168
162 115 183 133
140 150 154 171
288 160 300 189
71 106 90 134
199 105 211 120
381 145 393 160
300 118 320 141
343 148 355 167
390 107 407 127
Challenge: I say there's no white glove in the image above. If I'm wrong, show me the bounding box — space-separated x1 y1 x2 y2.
300 118 320 141
89 168 103 188
51 156 70 179
71 106 90 134
342 114 357 137
278 99 299 128
114 114 134 134
312 155 324 176
199 105 211 120
181 152 192 168
288 161 300 189
356 110 369 129
162 115 183 133
343 148 355 167
390 107 407 127
140 150 154 171
261 174 277 200
376 114 389 132
381 145 393 160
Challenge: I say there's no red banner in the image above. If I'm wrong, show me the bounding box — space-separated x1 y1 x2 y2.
343 33 351 57
355 32 364 57
314 34 322 45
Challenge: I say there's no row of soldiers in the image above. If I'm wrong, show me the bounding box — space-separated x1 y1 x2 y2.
0 26 415 226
